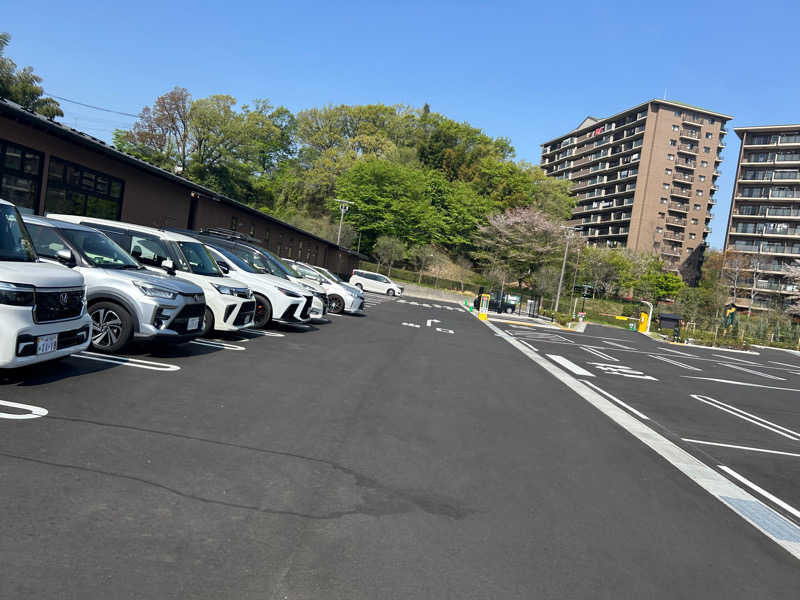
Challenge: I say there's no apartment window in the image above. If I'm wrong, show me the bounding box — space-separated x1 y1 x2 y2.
699 175 706 182
660 197 667 204
703 146 711 153
686 247 694 253
750 134 777 145
658 212 665 218
662 183 670 190
656 226 663 233
696 189 703 197
691 218 698 225
669 139 677 146
689 233 696 240
701 160 709 167
781 133 800 144
709 118 715 125
674 111 681 117
705 132 712 139
665 168 672 175
667 154 675 161
45 157 123 219
672 125 679 131
693 204 701 211
231 216 239 230
0 139 43 214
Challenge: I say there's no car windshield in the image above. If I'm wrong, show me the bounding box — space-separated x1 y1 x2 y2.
316 267 341 282
293 263 321 279
60 228 140 269
176 241 222 276
227 246 285 278
260 248 300 278
209 245 257 274
0 204 37 262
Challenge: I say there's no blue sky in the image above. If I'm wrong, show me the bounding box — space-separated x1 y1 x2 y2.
4 0 799 248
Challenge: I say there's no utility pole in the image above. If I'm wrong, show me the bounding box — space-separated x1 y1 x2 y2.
335 199 353 246
554 226 582 314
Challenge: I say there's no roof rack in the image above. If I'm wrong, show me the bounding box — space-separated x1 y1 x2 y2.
200 227 260 243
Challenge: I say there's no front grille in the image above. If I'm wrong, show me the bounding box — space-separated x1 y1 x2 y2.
168 303 205 334
34 289 84 323
181 292 205 303
234 301 256 326
235 290 251 299
300 296 312 319
58 325 90 349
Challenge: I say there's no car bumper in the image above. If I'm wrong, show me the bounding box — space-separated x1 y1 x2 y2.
213 298 255 331
276 295 311 323
0 308 92 368
343 295 366 313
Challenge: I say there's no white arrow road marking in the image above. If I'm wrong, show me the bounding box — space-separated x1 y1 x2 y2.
721 363 786 381
683 439 800 458
690 394 800 441
435 327 454 334
582 347 618 361
650 355 702 371
401 322 421 328
545 355 594 376
0 399 48 420
241 329 285 337
190 340 246 351
426 319 441 327
73 352 182 371
580 380 649 420
603 340 632 349
719 466 800 521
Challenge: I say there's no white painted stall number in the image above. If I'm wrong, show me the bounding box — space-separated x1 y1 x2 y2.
587 363 658 380
0 399 48 419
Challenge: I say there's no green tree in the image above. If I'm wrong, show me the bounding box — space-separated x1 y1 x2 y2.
0 32 62 118
372 236 406 275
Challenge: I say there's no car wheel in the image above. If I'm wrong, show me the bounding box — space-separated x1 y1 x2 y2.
387 289 395 297
89 301 133 353
328 294 345 314
253 294 272 329
201 307 215 337
505 307 513 314
355 283 363 290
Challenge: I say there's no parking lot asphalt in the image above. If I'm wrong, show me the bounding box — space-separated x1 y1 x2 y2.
2 296 800 599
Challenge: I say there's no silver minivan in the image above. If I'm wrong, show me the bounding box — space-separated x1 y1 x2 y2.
25 215 206 352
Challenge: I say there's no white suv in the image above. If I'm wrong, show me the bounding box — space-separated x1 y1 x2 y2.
349 269 403 296
284 259 364 314
49 215 255 336
0 199 91 368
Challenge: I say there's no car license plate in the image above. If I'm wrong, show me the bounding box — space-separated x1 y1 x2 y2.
187 317 200 331
36 334 58 355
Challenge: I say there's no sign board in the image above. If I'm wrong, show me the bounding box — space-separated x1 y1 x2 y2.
478 294 491 321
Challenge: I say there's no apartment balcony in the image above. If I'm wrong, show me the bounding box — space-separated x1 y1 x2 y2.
713 169 722 177
663 231 684 241
682 116 703 127
718 140 727 148
673 173 694 183
666 216 687 227
661 248 682 258
710 184 719 191
678 144 699 154
676 158 696 169
670 186 692 198
732 207 800 219
720 127 728 135
731 228 800 238
668 202 689 213
594 228 630 238
679 129 700 140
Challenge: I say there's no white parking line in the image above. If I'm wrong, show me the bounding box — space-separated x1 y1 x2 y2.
769 360 800 369
518 340 537 352
683 376 800 392
603 340 632 350
241 329 285 337
650 355 702 371
581 380 650 420
545 355 594 376
663 347 698 358
73 352 181 371
683 439 800 458
690 394 800 441
719 466 800 521
714 354 760 365
582 346 618 361
189 340 246 351
0 399 48 420
722 363 786 381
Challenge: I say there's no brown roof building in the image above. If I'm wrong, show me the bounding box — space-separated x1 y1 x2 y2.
0 98 363 274
723 125 800 311
541 100 732 281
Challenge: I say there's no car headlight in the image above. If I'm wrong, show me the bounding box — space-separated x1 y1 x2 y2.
0 281 35 306
276 287 302 298
212 283 236 296
133 281 178 300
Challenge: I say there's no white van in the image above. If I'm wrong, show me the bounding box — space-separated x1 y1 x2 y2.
349 269 404 296
0 199 91 367
49 215 255 336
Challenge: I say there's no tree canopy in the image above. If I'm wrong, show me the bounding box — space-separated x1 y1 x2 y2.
0 33 62 118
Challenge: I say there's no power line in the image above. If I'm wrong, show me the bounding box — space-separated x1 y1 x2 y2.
43 91 140 118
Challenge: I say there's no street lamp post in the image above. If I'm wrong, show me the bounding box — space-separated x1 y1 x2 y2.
335 199 353 246
554 226 582 315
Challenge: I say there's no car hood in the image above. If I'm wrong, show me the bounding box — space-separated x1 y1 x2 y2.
288 275 324 294
97 268 204 294
339 282 363 296
233 270 309 295
1 261 85 288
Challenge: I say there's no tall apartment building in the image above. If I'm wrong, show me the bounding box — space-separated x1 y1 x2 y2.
723 125 800 311
541 100 732 278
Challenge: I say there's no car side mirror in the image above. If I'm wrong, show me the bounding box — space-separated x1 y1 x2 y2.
217 260 230 274
55 248 75 265
160 257 176 275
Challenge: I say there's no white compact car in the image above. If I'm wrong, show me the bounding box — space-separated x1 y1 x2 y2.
0 199 91 368
285 259 364 315
202 243 314 327
48 215 255 336
349 269 404 296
